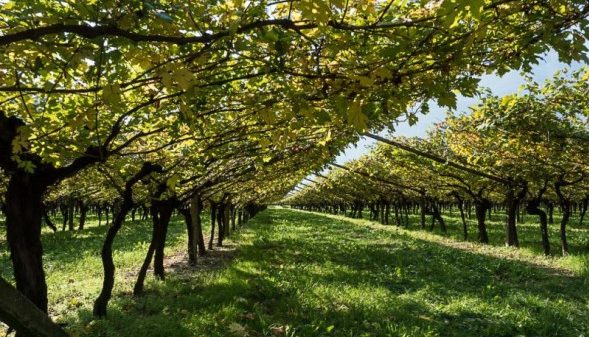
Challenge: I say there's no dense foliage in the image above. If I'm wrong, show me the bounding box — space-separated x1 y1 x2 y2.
285 71 589 256
1 0 589 335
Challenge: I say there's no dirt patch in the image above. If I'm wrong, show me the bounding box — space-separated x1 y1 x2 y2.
123 235 240 281
166 243 239 278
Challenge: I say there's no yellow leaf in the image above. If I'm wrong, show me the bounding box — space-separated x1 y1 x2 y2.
300 0 332 25
102 83 122 108
167 175 180 189
358 76 374 88
173 68 195 91
259 107 276 124
160 70 173 89
318 129 332 146
582 70 589 82
373 67 392 80
259 138 271 148
347 99 368 132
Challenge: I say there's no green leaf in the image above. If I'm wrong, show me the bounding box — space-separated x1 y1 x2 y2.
259 107 276 124
102 83 122 108
437 92 457 109
167 175 180 190
407 113 418 126
348 100 368 132
173 68 195 91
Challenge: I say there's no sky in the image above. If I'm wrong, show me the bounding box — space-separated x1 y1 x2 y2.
288 50 584 195
333 50 584 164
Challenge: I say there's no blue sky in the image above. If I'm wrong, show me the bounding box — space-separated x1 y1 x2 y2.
334 51 584 164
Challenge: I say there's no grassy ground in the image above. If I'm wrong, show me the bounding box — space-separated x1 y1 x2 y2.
0 208 588 336
390 210 589 271
0 214 193 336
411 210 589 258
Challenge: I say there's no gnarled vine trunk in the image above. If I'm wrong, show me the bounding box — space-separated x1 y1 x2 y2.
153 200 174 280
555 178 573 256
217 202 226 246
78 201 88 230
93 163 160 316
504 183 526 247
474 199 490 244
419 197 426 229
526 199 550 256
526 182 550 256
209 202 217 250
580 195 588 226
452 193 467 240
5 173 48 313
133 206 159 296
190 195 206 257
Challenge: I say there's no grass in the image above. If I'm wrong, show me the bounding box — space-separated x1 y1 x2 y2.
0 214 192 334
372 209 589 273
0 208 588 337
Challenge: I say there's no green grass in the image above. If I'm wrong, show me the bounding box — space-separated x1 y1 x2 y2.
0 214 193 334
408 209 589 257
1 208 589 337
388 210 589 274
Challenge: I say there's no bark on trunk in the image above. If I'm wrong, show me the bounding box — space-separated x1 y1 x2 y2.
222 203 230 238
42 206 57 233
474 199 490 244
133 206 159 296
525 182 550 256
432 202 446 232
231 205 236 231
153 201 173 280
92 204 130 317
208 203 217 250
555 180 571 256
93 163 160 316
452 194 467 240
559 203 570 256
190 195 206 258
526 199 550 256
59 204 68 231
97 207 102 226
67 200 74 231
505 189 519 247
419 197 426 229
5 174 48 314
217 203 225 247
580 196 588 226
78 201 88 230
180 208 196 265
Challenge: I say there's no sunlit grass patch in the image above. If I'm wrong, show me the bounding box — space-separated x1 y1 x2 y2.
1 208 588 336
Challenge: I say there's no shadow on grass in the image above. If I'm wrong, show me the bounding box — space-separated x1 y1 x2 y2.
384 212 589 256
0 216 190 281
72 209 589 337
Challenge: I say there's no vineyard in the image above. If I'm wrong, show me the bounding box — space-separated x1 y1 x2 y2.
0 1 589 337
